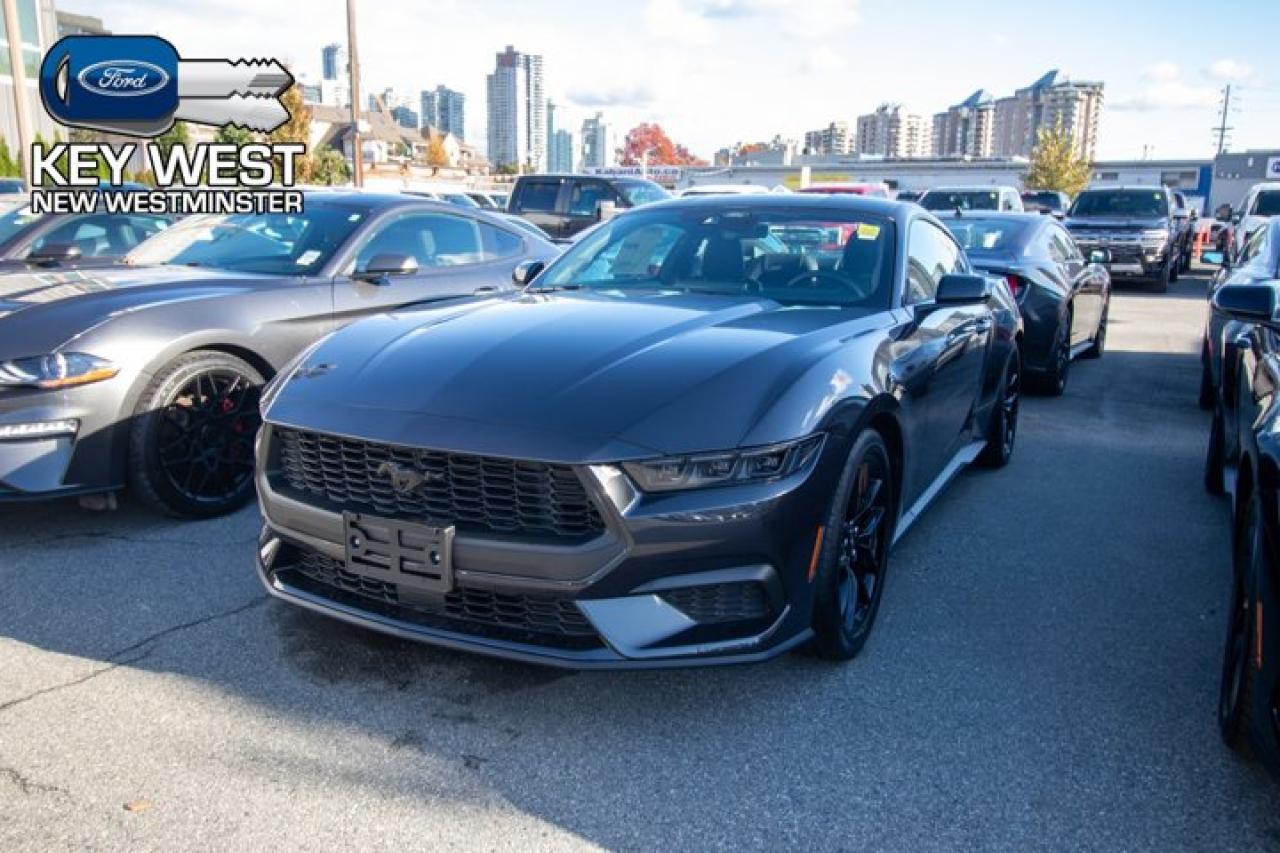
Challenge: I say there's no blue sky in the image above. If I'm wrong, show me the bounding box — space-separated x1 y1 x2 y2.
68 0 1280 161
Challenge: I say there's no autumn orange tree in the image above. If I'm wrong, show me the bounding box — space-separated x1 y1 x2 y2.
619 123 706 166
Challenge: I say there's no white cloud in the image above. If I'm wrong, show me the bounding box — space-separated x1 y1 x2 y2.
1205 59 1255 82
1142 61 1181 82
1112 82 1220 112
567 83 655 108
645 0 715 45
799 45 846 75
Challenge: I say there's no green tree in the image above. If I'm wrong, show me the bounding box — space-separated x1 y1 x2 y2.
1024 124 1092 198
311 148 351 185
214 125 256 146
0 137 17 177
154 121 191 157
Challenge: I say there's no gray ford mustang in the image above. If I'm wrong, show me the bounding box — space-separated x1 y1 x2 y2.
0 192 558 515
256 195 1023 668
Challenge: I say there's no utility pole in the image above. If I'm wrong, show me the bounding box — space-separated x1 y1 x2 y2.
1213 84 1233 156
2 0 34 186
346 0 364 187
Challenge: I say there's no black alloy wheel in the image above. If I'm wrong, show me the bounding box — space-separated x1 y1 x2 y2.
1037 314 1071 396
1083 302 1107 360
812 430 895 660
1220 492 1262 754
129 351 265 518
979 352 1021 468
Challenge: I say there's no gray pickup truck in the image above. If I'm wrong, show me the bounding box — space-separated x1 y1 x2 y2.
1064 186 1184 292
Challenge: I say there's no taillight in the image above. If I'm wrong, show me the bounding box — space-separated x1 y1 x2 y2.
1004 273 1024 299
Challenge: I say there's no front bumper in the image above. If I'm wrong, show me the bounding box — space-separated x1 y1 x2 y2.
0 381 129 499
255 424 840 668
1072 235 1171 279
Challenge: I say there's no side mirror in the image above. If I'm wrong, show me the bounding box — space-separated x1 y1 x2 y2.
512 259 545 286
1213 284 1276 324
1231 212 1242 226
935 273 992 305
28 242 83 265
596 200 618 223
354 253 418 283
1089 248 1111 265
1215 203 1234 222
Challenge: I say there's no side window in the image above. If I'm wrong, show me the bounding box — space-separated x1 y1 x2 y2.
26 213 172 258
478 222 524 260
1240 227 1268 266
355 213 485 272
568 182 614 217
906 219 963 304
515 181 560 213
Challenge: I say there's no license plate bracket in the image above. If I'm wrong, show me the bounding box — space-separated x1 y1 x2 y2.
342 512 455 595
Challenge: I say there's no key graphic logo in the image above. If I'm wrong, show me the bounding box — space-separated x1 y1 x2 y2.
40 35 294 138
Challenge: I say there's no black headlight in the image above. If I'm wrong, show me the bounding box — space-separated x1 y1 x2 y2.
622 434 826 493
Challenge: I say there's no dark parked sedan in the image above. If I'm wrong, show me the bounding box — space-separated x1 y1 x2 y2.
0 192 558 516
1200 220 1280 415
255 195 1023 668
0 203 175 270
944 213 1109 395
1201 278 1280 781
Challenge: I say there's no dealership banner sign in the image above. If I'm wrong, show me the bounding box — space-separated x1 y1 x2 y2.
30 34 305 215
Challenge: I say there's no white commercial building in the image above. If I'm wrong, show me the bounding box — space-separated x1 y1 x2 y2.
486 45 545 171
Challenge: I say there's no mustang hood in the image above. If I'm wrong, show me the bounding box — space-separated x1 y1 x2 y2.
265 292 885 462
0 264 280 355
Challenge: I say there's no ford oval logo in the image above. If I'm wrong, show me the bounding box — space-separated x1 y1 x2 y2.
76 60 169 98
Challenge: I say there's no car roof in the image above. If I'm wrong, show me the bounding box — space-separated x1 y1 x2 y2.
923 185 1017 193
1081 185 1170 192
633 192 910 223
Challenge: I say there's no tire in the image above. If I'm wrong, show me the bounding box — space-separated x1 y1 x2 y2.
128 350 265 518
1220 492 1262 756
1152 259 1171 293
811 430 896 661
978 349 1020 468
1199 354 1215 411
1082 301 1107 360
1033 312 1071 395
1204 405 1226 496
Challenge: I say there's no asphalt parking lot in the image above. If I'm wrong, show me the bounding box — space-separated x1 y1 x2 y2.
1 268 1277 851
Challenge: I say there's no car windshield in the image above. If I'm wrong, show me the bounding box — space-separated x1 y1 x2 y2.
921 190 1001 211
1022 192 1062 209
615 181 671 206
943 218 1030 253
442 193 480 208
537 206 895 308
124 204 365 275
1252 191 1280 217
0 205 44 244
1070 190 1168 217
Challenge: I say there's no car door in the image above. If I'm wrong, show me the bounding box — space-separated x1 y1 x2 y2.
563 179 619 238
896 218 993 498
332 209 521 323
511 178 566 238
1048 223 1100 346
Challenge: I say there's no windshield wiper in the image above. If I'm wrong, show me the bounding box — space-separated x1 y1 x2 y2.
532 283 585 292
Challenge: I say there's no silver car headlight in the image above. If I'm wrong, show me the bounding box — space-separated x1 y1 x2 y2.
0 352 118 390
622 434 826 493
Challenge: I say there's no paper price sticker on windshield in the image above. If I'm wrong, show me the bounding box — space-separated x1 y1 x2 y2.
856 223 881 240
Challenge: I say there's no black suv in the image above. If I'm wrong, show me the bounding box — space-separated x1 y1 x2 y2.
508 174 670 239
1064 186 1183 292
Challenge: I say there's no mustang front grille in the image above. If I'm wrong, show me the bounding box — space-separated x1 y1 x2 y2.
272 428 606 540
287 549 600 645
